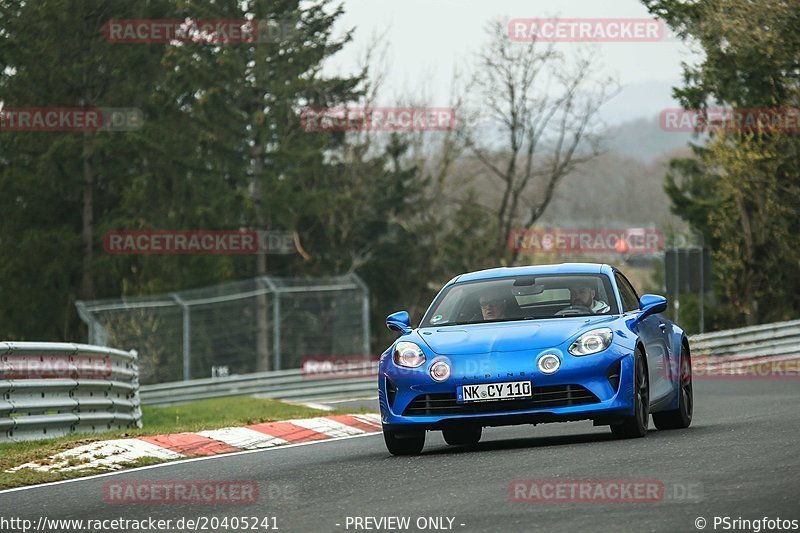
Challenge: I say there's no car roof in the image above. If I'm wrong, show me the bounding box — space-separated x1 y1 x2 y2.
451 263 611 285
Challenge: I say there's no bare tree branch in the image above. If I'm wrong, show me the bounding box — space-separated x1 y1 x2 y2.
463 19 619 261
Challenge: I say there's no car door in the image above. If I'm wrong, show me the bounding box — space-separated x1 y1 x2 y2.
614 272 672 404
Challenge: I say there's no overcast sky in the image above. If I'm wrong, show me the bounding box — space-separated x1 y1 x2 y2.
326 0 703 125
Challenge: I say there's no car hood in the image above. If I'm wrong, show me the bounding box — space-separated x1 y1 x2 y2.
416 316 617 355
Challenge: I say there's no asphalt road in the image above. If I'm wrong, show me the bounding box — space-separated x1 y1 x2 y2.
2 379 798 533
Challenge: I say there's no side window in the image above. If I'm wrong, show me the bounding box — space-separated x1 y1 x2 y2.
615 272 640 313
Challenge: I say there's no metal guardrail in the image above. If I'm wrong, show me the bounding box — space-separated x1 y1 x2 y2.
0 342 142 441
7 321 793 436
141 368 375 407
139 319 800 407
689 319 800 359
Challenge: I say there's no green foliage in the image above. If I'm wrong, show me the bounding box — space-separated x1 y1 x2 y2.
0 0 499 353
0 0 174 339
642 0 800 326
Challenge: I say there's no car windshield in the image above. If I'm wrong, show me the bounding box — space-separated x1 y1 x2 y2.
421 274 619 327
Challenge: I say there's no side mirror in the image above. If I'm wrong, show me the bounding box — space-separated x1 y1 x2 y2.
386 310 412 334
636 294 668 323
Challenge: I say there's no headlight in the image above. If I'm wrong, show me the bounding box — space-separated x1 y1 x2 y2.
537 353 561 374
393 341 426 368
430 361 451 381
569 328 613 356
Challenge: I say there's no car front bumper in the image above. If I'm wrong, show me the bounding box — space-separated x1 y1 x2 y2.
378 347 635 431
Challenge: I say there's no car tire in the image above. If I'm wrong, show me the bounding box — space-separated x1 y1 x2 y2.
383 428 425 455
611 347 649 439
653 345 693 430
442 425 482 446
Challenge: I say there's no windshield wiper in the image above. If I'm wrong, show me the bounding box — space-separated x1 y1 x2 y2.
428 314 607 327
430 318 542 326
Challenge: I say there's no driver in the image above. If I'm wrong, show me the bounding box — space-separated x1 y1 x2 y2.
478 286 509 321
563 279 610 314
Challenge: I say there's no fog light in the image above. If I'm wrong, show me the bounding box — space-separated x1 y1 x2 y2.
538 354 561 374
430 361 451 381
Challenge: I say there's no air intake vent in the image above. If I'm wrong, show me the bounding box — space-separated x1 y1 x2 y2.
607 360 622 391
386 376 398 407
402 384 599 416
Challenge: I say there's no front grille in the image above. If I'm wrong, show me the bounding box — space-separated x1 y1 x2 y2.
402 384 600 416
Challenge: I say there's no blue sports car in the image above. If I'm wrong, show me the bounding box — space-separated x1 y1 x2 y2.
378 263 693 455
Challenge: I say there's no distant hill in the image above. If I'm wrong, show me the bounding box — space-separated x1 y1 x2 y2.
536 148 691 230
602 115 695 161
595 80 697 161
599 80 682 126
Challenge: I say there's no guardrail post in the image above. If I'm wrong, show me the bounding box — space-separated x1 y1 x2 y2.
351 274 371 357
261 277 281 371
75 300 110 345
273 293 281 370
171 293 191 381
699 235 705 334
129 349 143 429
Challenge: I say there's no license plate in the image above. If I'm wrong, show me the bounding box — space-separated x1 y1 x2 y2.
457 380 532 403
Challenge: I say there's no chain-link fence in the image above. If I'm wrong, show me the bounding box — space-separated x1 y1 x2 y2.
75 275 369 385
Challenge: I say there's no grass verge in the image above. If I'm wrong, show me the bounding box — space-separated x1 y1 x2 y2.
0 397 374 490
